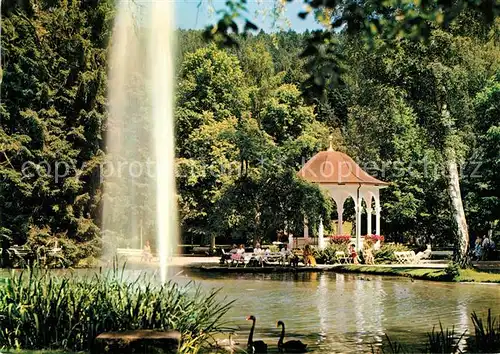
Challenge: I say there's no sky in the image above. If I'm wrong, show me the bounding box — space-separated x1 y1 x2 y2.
174 0 323 32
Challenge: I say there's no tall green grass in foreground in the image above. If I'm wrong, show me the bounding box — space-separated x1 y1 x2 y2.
374 309 500 353
0 266 234 353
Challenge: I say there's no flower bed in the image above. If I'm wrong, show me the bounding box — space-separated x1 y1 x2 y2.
364 234 384 243
328 235 352 244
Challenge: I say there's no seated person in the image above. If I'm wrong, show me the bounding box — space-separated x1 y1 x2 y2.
280 247 291 264
363 247 375 265
230 244 246 264
290 248 303 267
289 253 300 267
262 247 272 264
220 244 237 264
303 245 317 267
254 244 269 266
141 240 153 262
349 243 359 264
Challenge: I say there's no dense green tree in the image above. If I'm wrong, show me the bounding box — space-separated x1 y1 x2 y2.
207 0 499 97
1 0 113 265
175 45 333 248
3 17 500 262
261 84 315 144
175 45 249 153
464 73 500 240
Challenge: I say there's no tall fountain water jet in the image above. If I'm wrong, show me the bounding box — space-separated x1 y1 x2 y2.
149 0 178 282
104 0 178 282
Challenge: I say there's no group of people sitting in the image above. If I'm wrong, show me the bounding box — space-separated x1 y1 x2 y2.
220 237 393 266
220 240 384 266
220 243 319 267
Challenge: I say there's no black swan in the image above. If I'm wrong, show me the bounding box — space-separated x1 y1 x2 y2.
277 320 307 353
246 315 268 353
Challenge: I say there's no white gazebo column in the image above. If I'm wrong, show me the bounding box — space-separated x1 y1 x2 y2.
288 233 294 250
355 198 362 251
318 218 325 250
375 206 381 236
337 203 344 235
303 217 309 240
375 192 381 236
366 206 373 236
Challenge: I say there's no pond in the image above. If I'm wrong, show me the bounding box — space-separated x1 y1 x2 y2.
1 267 499 353
177 269 500 353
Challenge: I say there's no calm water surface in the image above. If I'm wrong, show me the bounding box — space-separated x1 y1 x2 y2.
178 269 499 353
2 268 499 353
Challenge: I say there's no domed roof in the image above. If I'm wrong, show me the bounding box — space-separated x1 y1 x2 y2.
297 149 389 186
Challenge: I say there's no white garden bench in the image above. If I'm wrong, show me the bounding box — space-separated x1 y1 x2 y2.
334 251 351 264
116 248 143 261
394 251 417 264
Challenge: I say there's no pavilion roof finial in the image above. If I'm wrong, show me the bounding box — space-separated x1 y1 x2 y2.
328 135 334 151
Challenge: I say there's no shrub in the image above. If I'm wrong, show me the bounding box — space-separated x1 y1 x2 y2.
445 262 461 280
268 245 279 253
374 243 410 264
314 244 349 264
0 266 233 353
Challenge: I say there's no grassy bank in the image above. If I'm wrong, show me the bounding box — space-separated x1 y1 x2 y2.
456 268 500 283
336 265 500 283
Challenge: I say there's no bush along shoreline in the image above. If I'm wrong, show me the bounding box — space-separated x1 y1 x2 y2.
0 266 234 353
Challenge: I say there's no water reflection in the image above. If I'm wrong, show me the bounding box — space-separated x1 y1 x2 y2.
317 272 328 343
183 270 500 353
2 268 497 353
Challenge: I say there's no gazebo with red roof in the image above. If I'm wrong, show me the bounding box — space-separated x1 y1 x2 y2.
297 143 389 251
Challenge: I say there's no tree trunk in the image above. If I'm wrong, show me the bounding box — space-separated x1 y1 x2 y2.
438 94 469 266
446 148 469 265
210 234 216 255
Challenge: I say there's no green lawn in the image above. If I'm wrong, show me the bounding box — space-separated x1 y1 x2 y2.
336 265 500 283
457 268 500 283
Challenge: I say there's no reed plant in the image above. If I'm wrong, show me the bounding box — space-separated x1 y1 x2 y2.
426 322 466 353
467 309 500 352
371 334 409 354
378 310 498 354
0 265 234 353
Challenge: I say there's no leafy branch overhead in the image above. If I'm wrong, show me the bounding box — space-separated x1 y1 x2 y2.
204 0 500 92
